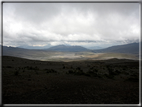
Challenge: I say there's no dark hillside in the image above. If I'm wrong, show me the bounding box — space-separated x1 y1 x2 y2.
2 56 139 104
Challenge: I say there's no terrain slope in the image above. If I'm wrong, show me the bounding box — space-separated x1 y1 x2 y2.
2 56 139 104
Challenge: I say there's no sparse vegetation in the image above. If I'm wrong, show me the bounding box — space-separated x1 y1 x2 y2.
2 56 139 104
45 69 57 73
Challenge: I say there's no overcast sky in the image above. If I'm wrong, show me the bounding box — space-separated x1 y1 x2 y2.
3 3 140 49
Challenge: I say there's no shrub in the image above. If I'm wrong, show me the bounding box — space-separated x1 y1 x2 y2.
50 69 55 73
75 69 84 75
68 70 74 74
87 69 103 78
7 66 12 68
76 67 81 70
84 73 91 77
35 66 39 70
105 74 114 79
29 67 33 70
28 78 31 81
35 70 39 75
63 66 65 69
127 77 139 82
46 69 57 73
14 71 19 76
94 69 98 72
88 69 94 74
115 70 121 75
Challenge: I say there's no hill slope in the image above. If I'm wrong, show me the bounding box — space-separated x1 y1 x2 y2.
2 46 53 58
92 43 139 54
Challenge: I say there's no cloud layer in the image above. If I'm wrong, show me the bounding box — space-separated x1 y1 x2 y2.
3 3 140 48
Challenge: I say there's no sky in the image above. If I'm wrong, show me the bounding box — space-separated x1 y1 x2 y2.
3 3 140 49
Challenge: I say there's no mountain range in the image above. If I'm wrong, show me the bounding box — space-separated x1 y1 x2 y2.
46 45 90 52
92 42 139 54
2 42 140 58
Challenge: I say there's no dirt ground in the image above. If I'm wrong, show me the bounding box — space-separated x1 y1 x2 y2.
2 56 139 104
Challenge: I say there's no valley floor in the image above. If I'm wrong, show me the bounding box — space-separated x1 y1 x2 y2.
2 56 139 104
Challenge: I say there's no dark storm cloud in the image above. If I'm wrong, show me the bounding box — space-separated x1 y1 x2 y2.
3 3 140 48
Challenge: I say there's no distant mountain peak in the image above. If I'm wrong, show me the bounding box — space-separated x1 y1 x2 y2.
47 45 89 52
